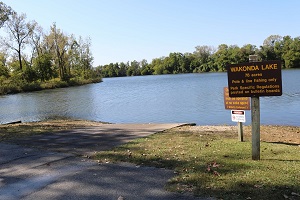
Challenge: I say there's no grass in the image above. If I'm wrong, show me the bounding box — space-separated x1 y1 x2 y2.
94 127 300 200
0 119 101 141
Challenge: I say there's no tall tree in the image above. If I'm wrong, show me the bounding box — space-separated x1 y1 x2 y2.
0 13 36 71
258 35 282 61
193 45 215 64
69 36 94 78
79 37 93 78
46 23 70 81
281 36 300 68
212 44 230 71
29 23 44 57
192 45 215 72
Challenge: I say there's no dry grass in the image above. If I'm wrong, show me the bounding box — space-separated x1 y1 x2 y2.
0 119 105 141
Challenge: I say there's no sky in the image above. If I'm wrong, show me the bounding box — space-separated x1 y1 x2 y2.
1 0 300 67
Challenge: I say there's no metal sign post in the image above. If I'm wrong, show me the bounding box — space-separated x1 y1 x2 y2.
238 121 243 142
231 110 246 141
223 87 250 142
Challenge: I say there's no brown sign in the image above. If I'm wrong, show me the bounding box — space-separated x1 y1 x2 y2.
224 87 250 110
227 60 282 97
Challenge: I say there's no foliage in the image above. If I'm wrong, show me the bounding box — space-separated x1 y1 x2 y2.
96 34 300 78
0 1 14 28
0 4 101 95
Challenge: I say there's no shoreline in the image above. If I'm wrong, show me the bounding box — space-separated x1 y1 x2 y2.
0 119 299 145
0 78 102 96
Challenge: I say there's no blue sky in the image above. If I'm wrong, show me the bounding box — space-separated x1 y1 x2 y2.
1 0 300 66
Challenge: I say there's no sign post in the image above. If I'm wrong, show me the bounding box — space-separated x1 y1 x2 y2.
223 87 250 141
249 55 260 160
227 56 282 160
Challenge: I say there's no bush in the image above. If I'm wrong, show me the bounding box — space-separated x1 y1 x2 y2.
0 76 102 95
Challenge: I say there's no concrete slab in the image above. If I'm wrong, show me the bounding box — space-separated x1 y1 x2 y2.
0 123 211 200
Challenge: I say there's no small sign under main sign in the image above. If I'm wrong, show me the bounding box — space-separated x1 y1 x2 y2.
224 87 250 110
231 110 246 123
227 60 282 97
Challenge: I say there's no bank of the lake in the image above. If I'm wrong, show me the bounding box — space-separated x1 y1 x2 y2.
0 77 102 95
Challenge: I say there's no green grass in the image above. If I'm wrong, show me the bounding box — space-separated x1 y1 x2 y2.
94 128 300 200
0 119 96 141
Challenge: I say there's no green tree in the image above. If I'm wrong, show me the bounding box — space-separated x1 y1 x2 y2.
127 60 140 76
140 59 153 75
151 57 165 75
118 62 127 76
281 36 300 68
33 53 53 81
0 2 14 28
69 36 94 79
29 23 44 59
0 13 36 71
46 23 70 81
258 35 282 61
239 44 257 63
212 44 230 71
0 52 9 77
192 45 215 72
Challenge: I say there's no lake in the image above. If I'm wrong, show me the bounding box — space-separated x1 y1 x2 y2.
0 70 299 126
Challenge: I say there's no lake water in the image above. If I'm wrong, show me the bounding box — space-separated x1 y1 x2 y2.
0 70 299 126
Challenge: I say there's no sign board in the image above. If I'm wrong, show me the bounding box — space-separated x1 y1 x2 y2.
231 110 246 122
224 87 250 110
227 60 282 97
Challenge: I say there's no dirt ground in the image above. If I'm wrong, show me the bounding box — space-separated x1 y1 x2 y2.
177 125 300 145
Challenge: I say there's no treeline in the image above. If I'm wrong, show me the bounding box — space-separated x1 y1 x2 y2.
97 35 300 78
0 2 101 95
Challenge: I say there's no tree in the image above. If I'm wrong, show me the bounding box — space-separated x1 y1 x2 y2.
212 44 230 71
127 60 140 76
69 36 94 78
0 2 14 28
192 45 215 72
140 59 153 75
258 35 282 61
239 44 257 63
281 36 300 68
0 13 36 71
29 23 44 58
46 23 70 81
151 57 165 75
194 45 215 64
33 53 53 81
0 52 9 77
118 62 127 76
78 37 93 78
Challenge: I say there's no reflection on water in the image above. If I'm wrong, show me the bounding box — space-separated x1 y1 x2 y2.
0 70 299 126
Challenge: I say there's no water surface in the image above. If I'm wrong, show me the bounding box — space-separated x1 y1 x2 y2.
0 70 299 126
